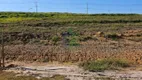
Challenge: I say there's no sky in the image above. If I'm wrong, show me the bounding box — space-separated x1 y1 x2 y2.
0 0 142 14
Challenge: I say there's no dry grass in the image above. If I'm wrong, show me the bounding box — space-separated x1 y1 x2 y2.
2 39 142 65
0 12 142 66
79 58 130 72
0 72 66 80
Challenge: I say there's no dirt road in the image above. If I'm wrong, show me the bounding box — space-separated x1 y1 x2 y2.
5 62 142 80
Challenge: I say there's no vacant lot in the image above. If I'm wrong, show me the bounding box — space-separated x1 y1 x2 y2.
0 12 142 64
0 12 142 80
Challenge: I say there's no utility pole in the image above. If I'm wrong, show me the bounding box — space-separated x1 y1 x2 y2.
130 8 132 14
86 3 88 14
35 1 38 13
130 8 132 26
0 25 5 69
1 26 4 68
108 10 110 14
29 8 33 12
0 31 1 69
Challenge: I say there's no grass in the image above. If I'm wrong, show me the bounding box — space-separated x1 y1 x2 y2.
0 12 142 64
0 12 142 34
79 58 130 72
0 17 41 23
0 71 66 80
51 35 61 45
105 33 122 40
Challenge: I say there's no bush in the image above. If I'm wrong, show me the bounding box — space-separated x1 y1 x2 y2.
66 36 80 46
0 15 8 18
79 58 130 72
79 36 93 41
29 39 40 44
51 36 61 45
105 33 122 40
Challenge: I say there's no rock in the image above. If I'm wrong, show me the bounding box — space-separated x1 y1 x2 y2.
6 64 18 68
36 76 41 79
16 74 24 77
117 33 123 37
96 32 104 37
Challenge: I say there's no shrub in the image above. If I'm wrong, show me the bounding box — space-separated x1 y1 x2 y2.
29 39 40 44
51 36 61 45
79 36 93 41
105 33 122 40
67 28 78 36
66 36 80 46
136 33 142 37
0 15 8 18
79 58 130 72
63 28 80 46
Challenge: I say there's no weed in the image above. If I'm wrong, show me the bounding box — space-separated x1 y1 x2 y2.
0 72 66 80
79 36 93 41
51 36 61 45
79 58 130 72
67 36 80 46
105 33 122 40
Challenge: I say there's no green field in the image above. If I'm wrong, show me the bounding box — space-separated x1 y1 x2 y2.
0 12 142 33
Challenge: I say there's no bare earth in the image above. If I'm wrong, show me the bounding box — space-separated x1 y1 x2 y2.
4 61 142 80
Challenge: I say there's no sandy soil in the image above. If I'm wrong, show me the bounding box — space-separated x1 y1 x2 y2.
4 61 142 80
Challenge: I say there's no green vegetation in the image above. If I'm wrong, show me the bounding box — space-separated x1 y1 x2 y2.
105 33 122 40
0 12 142 45
67 36 80 46
0 12 141 66
66 28 80 46
0 12 142 33
79 58 130 72
51 36 61 45
0 17 41 23
79 36 95 41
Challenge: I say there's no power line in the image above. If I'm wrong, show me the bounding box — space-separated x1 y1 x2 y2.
86 3 88 14
0 2 142 13
1 2 142 6
35 1 38 13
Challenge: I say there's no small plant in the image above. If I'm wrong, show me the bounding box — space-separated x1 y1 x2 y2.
106 33 121 40
67 36 80 46
51 35 61 45
29 39 40 44
79 58 130 72
136 33 142 37
79 36 93 41
62 28 80 46
67 28 78 36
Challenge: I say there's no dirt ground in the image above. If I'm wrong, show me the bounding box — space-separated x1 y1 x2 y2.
1 29 142 80
4 39 142 64
4 61 142 80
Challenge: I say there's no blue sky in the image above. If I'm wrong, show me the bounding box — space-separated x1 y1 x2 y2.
0 0 142 14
